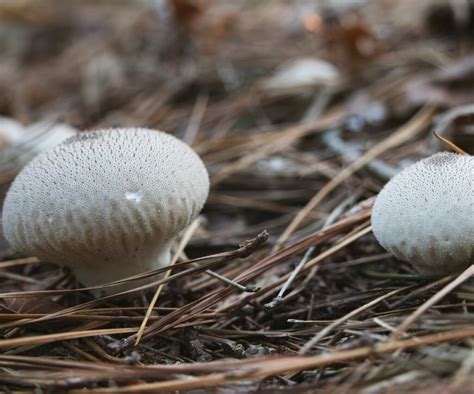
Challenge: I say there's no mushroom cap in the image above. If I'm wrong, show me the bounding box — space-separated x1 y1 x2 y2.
260 57 340 96
0 119 77 175
371 152 474 275
2 128 209 286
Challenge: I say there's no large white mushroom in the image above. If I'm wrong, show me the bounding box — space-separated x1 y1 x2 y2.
2 128 209 292
371 152 473 275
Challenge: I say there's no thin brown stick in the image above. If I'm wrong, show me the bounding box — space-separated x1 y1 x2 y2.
135 218 203 345
432 129 469 155
0 257 40 269
0 327 138 349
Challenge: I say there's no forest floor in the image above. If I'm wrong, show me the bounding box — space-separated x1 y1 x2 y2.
0 0 473 392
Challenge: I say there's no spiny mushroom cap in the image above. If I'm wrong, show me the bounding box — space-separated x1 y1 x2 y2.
2 128 209 287
371 152 473 275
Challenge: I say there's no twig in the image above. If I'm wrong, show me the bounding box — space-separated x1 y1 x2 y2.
322 129 400 180
202 269 259 292
183 94 208 145
301 86 334 124
432 103 474 153
0 328 138 350
0 257 40 269
432 129 469 155
264 247 314 310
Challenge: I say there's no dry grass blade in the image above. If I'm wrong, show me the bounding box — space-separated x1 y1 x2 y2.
135 218 203 345
0 327 138 350
183 94 208 145
433 103 474 152
432 129 469 155
0 257 39 269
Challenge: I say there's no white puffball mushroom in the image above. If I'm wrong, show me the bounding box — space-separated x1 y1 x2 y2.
0 118 77 172
260 57 340 97
0 117 24 147
2 128 209 292
372 152 473 275
26 121 77 156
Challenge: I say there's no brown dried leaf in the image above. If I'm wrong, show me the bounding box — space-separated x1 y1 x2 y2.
170 0 207 29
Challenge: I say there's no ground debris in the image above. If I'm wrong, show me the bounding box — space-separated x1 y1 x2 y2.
0 1 472 393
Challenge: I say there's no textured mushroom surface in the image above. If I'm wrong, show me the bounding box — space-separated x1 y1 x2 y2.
371 152 474 275
2 128 209 291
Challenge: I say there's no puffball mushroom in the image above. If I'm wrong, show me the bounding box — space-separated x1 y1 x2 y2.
2 128 209 292
0 118 77 174
260 57 340 97
371 152 473 275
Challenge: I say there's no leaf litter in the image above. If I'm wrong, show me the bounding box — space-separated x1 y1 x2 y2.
0 0 472 392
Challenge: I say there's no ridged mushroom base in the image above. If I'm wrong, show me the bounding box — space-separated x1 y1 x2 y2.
71 245 172 295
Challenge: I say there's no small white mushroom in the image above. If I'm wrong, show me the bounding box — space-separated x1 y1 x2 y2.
0 118 77 171
260 57 340 97
371 152 473 275
26 121 77 157
0 117 24 147
2 128 209 292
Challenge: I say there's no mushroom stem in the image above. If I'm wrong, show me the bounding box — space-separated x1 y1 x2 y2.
71 243 172 294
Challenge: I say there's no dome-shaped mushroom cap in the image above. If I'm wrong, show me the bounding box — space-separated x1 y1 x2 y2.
2 128 209 287
371 152 474 275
